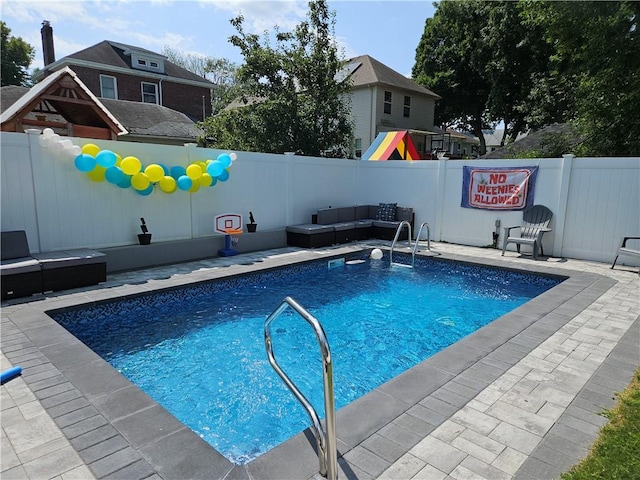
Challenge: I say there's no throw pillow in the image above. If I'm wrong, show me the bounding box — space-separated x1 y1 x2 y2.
376 203 397 221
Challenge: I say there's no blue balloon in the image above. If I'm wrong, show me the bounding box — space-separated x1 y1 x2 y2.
209 177 218 187
206 160 224 177
105 166 125 184
218 169 230 182
136 184 154 196
117 175 132 189
159 163 170 175
74 154 96 172
95 150 118 168
177 175 192 190
217 153 232 168
171 165 186 180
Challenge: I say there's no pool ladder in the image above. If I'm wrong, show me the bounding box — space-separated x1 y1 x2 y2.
264 296 338 480
390 221 431 268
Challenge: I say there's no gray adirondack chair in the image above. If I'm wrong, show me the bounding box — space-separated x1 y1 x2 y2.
611 236 640 274
502 205 553 259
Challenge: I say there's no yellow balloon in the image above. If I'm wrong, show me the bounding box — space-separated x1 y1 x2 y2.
188 182 200 193
82 143 100 157
159 176 177 193
199 173 213 187
145 164 164 183
121 156 142 175
86 165 106 182
186 163 202 180
131 172 150 191
115 153 122 166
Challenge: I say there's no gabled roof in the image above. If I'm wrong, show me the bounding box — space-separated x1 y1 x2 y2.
346 55 441 99
1 68 201 144
1 67 127 139
100 98 202 141
37 40 214 87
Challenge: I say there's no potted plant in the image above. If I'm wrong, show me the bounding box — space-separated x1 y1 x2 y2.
138 217 152 245
246 211 257 232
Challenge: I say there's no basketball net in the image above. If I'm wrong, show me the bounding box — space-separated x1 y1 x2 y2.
225 228 242 247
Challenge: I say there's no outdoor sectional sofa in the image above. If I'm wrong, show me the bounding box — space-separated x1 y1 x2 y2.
286 203 414 248
1 230 107 300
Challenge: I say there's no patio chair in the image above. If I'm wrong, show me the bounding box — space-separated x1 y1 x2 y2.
502 205 553 260
611 236 640 274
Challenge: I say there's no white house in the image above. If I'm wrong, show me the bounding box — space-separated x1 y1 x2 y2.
346 55 441 158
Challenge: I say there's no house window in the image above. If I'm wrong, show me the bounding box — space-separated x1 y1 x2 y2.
99 75 117 99
403 96 411 117
150 61 159 68
384 91 392 114
141 82 158 104
137 58 148 67
355 138 362 158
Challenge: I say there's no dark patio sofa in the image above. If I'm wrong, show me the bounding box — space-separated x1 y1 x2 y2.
1 230 107 300
286 203 414 248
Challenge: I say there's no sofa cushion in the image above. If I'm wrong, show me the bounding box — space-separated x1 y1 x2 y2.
338 207 356 222
317 208 340 225
286 224 334 234
396 207 413 222
355 205 371 220
333 222 356 232
1 231 31 260
376 203 397 221
355 220 373 229
0 257 41 275
373 220 401 228
33 249 106 270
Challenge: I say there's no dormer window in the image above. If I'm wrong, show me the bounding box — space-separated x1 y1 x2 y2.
131 53 164 73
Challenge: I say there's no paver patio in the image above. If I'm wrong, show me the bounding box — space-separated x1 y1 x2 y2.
2 241 638 480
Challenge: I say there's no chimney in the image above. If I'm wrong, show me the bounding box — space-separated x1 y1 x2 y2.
41 20 55 66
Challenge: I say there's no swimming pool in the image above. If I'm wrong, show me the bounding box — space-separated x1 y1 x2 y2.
51 252 561 465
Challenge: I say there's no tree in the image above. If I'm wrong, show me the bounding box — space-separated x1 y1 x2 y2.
199 0 353 157
413 1 493 154
162 47 240 114
412 1 559 154
522 0 640 156
1 21 35 87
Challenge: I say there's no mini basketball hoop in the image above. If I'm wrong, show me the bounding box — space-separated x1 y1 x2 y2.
215 214 243 257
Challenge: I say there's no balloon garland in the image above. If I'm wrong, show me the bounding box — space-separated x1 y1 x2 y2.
38 128 236 196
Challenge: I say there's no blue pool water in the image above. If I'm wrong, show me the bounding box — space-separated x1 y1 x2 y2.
52 253 560 465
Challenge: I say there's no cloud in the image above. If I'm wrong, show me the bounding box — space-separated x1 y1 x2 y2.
198 0 308 33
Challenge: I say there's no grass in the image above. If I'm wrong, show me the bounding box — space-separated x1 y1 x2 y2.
561 367 640 480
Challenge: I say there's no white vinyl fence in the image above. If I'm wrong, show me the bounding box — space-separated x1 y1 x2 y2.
1 131 638 265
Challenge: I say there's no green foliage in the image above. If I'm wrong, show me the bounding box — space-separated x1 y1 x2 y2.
414 1 639 156
523 0 640 156
413 1 493 153
199 0 353 157
413 1 555 154
1 21 35 87
561 369 640 480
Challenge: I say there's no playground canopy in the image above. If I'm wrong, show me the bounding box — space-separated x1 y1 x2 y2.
361 130 421 161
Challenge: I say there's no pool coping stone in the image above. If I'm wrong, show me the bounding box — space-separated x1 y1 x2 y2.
1 243 637 480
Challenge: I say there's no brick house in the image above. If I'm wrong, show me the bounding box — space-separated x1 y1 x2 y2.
35 22 214 123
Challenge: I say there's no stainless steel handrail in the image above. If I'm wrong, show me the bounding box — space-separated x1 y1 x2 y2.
390 221 413 268
413 222 431 256
264 296 337 480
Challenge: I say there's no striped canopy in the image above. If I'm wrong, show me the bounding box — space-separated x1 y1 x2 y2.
361 130 421 161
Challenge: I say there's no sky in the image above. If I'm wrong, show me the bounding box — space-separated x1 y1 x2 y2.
1 0 437 78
